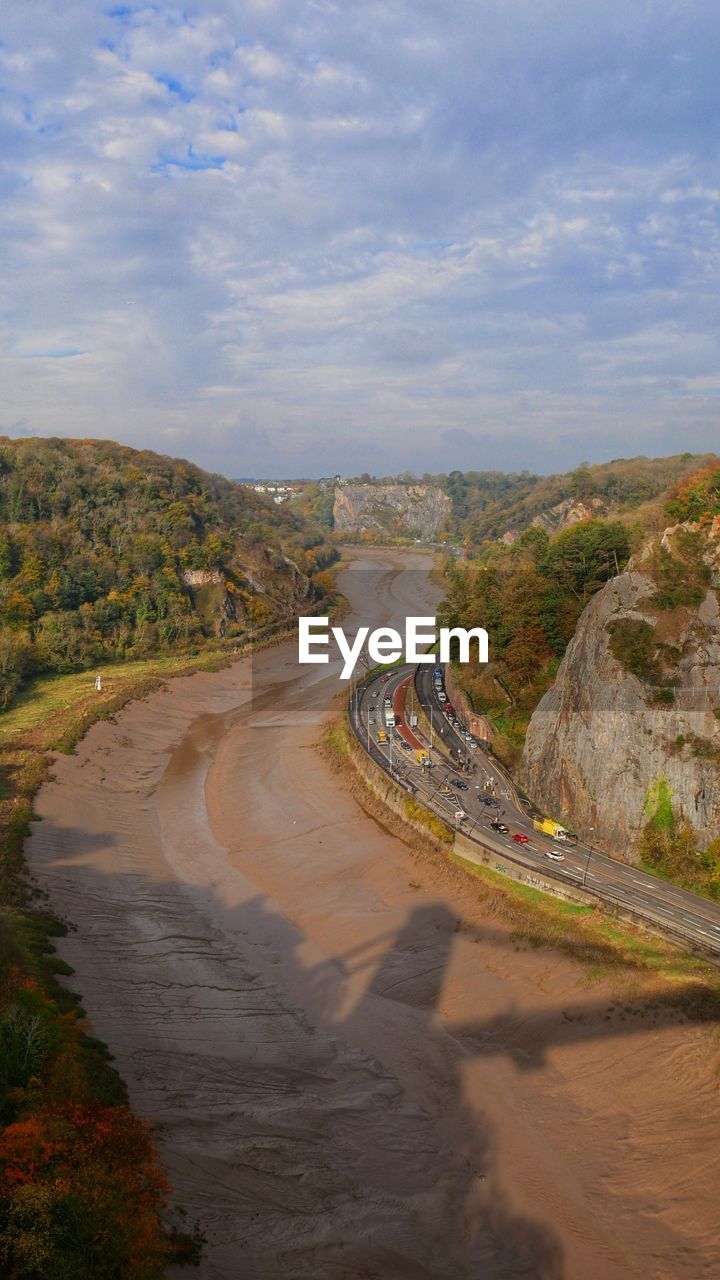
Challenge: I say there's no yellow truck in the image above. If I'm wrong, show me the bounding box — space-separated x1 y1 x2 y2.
378 730 388 744
533 817 572 840
415 750 431 767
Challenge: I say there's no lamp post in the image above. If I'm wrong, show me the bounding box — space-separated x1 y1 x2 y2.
582 828 595 887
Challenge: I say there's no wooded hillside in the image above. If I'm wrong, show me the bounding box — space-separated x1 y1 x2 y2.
0 438 335 710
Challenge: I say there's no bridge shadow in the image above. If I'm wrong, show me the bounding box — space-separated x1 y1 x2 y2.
25 818 720 1279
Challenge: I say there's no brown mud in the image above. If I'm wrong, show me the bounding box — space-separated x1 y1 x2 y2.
28 549 720 1279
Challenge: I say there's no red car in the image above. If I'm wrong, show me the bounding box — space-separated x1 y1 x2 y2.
512 833 529 844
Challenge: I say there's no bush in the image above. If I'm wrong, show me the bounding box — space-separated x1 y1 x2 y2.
607 617 661 682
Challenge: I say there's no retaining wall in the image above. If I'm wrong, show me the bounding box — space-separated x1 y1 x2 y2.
443 666 495 742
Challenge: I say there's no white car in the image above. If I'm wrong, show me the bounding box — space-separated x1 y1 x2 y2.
438 691 447 702
544 847 565 862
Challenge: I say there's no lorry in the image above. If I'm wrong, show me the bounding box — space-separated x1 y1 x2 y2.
533 817 572 841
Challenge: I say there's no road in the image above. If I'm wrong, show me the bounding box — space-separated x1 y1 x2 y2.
350 661 720 957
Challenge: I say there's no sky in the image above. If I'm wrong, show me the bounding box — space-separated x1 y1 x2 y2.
1 1 719 479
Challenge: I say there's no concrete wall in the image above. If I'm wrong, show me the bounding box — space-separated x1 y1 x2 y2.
443 666 495 742
453 832 596 907
346 729 452 849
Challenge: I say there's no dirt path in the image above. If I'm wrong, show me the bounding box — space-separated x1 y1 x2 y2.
28 549 720 1279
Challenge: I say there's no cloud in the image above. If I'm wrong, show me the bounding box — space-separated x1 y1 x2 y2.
0 1 719 476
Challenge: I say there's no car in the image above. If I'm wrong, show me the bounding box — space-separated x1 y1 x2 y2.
400 740 412 751
490 820 509 833
512 833 530 844
482 796 496 806
545 847 565 861
372 690 379 698
450 779 468 790
438 691 447 702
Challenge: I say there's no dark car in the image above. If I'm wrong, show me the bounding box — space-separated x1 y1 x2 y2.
482 796 497 806
490 820 509 833
512 833 530 844
450 779 468 790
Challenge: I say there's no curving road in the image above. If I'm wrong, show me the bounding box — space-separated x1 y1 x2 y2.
350 662 720 957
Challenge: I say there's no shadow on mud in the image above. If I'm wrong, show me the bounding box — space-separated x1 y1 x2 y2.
27 814 720 1280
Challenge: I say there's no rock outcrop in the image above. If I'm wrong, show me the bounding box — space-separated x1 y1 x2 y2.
530 495 607 533
520 519 720 858
333 484 451 540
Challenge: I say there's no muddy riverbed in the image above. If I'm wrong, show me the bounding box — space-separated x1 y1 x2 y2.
28 549 720 1279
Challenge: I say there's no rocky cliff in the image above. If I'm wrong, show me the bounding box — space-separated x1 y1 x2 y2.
333 483 451 540
520 518 720 858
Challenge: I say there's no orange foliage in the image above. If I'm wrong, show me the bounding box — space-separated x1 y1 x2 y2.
0 1103 171 1275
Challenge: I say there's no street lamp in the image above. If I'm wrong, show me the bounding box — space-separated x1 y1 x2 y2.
582 829 594 887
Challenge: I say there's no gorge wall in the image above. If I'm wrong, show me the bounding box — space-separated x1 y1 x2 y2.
333 483 451 540
520 519 720 858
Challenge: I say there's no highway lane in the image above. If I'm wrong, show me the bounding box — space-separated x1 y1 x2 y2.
351 663 720 957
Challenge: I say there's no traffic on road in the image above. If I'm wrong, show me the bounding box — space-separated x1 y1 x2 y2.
349 661 720 957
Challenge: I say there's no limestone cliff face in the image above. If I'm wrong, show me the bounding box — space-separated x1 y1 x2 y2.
333 484 451 539
520 520 720 859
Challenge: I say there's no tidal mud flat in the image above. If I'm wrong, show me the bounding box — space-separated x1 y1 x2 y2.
28 549 720 1279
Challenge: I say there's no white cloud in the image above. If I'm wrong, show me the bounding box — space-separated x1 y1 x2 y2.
0 1 719 476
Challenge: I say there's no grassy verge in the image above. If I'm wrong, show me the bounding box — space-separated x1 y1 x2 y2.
449 856 720 1007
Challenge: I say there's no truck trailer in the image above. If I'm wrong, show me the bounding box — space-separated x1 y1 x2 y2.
532 817 572 841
